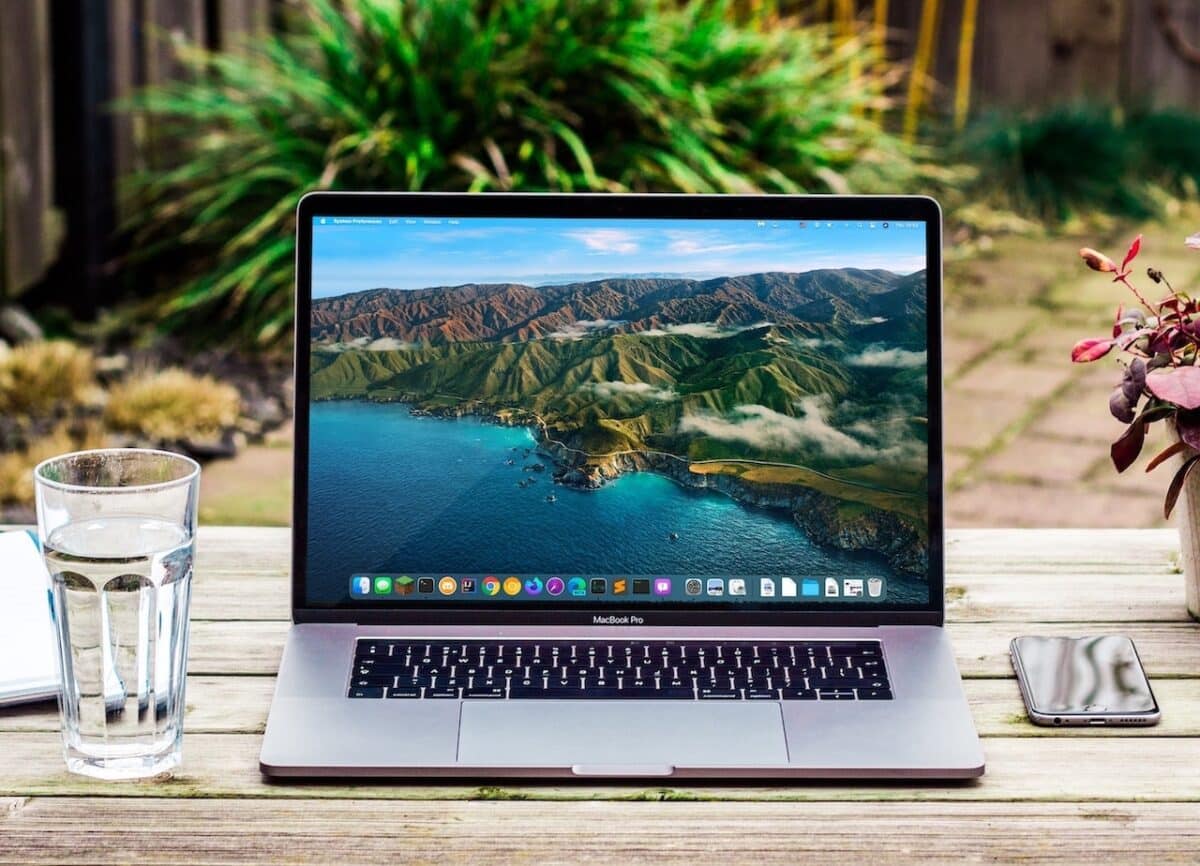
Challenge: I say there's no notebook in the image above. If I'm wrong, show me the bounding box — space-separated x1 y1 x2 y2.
0 530 60 706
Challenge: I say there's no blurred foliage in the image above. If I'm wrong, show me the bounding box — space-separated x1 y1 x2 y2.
0 421 106 505
951 106 1200 225
105 368 241 442
0 340 97 416
119 0 922 349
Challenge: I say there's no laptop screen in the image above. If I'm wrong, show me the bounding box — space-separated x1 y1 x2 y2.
304 213 932 611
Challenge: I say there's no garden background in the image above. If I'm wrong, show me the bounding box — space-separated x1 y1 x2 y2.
2 0 1200 529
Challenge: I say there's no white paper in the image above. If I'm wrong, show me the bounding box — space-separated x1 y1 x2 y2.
0 530 59 704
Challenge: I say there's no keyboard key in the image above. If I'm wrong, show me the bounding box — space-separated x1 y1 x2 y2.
699 688 740 700
858 688 893 700
462 687 506 699
351 638 890 701
746 689 779 700
780 688 818 700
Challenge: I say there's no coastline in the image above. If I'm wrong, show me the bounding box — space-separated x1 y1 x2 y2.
314 393 928 577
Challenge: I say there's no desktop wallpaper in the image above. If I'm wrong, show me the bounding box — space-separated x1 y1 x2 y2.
306 217 931 606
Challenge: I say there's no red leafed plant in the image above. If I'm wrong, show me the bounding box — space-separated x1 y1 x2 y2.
1073 231 1200 518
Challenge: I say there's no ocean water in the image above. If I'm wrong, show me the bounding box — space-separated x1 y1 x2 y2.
307 401 923 602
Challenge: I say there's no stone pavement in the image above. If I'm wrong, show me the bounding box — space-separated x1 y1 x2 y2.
942 216 1200 528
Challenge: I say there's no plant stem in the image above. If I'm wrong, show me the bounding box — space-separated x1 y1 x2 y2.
1117 274 1157 314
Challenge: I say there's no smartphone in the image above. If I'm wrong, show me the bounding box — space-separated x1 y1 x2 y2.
1009 635 1160 727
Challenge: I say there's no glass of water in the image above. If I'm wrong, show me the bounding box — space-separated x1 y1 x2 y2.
34 449 200 780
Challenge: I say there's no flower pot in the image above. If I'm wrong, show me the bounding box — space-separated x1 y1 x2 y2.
1175 448 1200 622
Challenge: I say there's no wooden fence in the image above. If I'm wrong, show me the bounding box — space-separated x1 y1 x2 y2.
1 0 1199 305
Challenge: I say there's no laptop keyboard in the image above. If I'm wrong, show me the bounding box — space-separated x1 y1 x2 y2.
348 639 892 700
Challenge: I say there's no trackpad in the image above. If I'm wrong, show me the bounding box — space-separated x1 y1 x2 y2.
458 701 788 769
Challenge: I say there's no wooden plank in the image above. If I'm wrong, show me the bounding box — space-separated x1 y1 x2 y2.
189 527 1184 577
4 676 1197 738
1126 0 1200 112
2 799 1200 865
183 619 1200 678
948 621 1200 678
180 526 1193 622
143 0 206 86
187 567 1189 623
107 0 141 203
0 732 1198 801
216 0 270 51
0 0 57 298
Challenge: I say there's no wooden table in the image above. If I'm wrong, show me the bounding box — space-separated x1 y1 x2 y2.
1 527 1198 864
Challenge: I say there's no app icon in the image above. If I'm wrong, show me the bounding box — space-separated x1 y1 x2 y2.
801 578 820 597
706 578 724 596
418 577 435 594
782 577 798 598
373 576 392 595
868 577 884 598
460 578 476 594
438 576 457 596
482 576 501 596
825 577 840 597
524 577 544 596
394 576 415 596
546 576 565 596
503 576 522 596
760 578 776 598
843 578 864 598
653 577 672 596
590 578 607 595
351 576 372 597
613 578 628 595
632 578 651 594
568 577 588 597
685 578 703 596
728 578 746 596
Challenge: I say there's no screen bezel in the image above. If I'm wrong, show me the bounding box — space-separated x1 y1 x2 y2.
292 193 945 627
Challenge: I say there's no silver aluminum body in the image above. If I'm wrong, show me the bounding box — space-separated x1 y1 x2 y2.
261 623 984 779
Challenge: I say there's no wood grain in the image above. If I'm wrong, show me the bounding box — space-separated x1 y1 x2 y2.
2 799 1199 865
1 525 1196 863
176 619 1200 678
4 677 1198 738
183 527 1191 623
0 733 1197 802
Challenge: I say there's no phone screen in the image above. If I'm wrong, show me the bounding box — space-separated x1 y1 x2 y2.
1013 636 1156 714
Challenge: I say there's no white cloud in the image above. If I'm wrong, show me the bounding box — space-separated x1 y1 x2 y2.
564 229 639 255
545 319 625 341
313 336 417 352
365 337 416 351
846 345 926 368
679 397 872 459
642 321 771 339
663 230 773 257
584 381 678 402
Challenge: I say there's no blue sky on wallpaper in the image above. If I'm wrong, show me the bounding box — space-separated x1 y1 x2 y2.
310 217 927 298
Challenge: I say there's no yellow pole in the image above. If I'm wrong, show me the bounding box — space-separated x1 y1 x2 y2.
873 0 889 53
954 0 979 131
903 0 941 142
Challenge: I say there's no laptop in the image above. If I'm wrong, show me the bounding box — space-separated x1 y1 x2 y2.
260 192 984 779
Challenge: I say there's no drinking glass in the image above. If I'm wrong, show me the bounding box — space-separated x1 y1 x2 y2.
34 449 200 779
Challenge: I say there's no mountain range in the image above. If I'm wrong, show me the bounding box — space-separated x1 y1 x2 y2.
310 269 927 346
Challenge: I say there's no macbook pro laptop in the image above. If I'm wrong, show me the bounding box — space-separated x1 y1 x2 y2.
260 193 984 779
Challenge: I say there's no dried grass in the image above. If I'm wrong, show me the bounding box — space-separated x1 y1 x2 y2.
104 367 240 442
0 340 96 415
0 421 107 505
